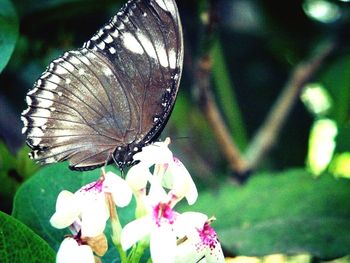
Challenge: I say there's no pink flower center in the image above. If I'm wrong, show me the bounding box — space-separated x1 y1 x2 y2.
197 222 218 250
153 202 176 226
81 179 103 194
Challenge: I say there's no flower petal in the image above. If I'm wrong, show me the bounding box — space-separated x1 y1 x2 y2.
56 237 94 263
174 212 208 238
150 225 177 263
80 205 108 237
104 171 132 207
133 141 173 166
50 190 79 229
175 240 204 263
121 216 153 251
147 177 169 205
126 163 152 191
204 241 225 263
175 217 225 263
167 158 198 205
76 191 109 237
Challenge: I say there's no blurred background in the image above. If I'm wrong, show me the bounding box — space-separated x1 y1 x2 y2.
1 0 350 262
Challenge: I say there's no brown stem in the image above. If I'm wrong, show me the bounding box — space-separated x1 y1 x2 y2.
244 41 337 170
196 55 247 174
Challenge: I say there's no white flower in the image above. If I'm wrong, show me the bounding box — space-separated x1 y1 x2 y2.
50 171 132 237
126 138 198 205
121 179 179 263
56 237 94 263
162 157 198 205
174 213 225 263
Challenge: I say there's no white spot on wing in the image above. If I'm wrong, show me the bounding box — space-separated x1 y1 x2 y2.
31 116 49 127
118 23 125 31
168 49 176 69
37 98 53 108
104 34 114 44
109 47 116 54
79 56 91 65
22 108 30 115
61 62 75 72
138 33 156 59
27 88 38 96
44 82 58 90
96 41 106 50
122 33 144 54
156 41 169 68
155 0 176 16
45 74 61 84
78 68 85 75
156 0 168 11
26 96 32 105
110 29 119 38
54 66 67 75
69 56 81 65
28 128 44 145
21 116 28 128
103 67 113 76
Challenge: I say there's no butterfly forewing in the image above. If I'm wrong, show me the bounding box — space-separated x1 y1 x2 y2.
21 0 183 170
84 0 183 141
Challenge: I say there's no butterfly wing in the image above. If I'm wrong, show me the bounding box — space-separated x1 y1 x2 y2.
21 0 183 170
84 0 183 146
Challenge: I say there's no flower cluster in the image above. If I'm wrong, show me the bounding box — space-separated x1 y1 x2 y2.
51 138 225 263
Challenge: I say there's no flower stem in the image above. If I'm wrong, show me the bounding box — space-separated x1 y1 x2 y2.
128 240 148 263
116 243 128 263
105 192 128 262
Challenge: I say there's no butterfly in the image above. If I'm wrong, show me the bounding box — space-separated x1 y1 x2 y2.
21 0 183 171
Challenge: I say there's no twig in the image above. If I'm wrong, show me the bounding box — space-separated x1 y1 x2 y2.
195 55 247 174
244 41 337 170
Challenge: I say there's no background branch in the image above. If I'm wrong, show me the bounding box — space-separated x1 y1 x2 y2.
195 55 247 175
244 41 337 171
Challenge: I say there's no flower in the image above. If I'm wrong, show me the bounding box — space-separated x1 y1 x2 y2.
174 213 225 263
56 237 95 263
121 138 201 262
50 171 132 237
121 179 179 263
126 138 198 206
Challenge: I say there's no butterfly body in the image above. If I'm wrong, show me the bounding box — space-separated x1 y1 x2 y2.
21 0 183 171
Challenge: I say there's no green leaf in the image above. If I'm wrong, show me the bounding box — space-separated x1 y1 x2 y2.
0 211 55 262
0 141 20 212
12 162 133 262
0 0 19 73
15 145 39 180
320 53 350 125
334 123 350 154
185 169 350 260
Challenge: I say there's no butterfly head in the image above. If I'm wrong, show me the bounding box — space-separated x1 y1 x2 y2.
112 143 142 171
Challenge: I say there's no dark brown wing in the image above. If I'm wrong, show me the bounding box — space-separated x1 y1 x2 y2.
21 0 183 170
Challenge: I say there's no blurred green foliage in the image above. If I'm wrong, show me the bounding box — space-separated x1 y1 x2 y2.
0 0 350 261
0 0 18 73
